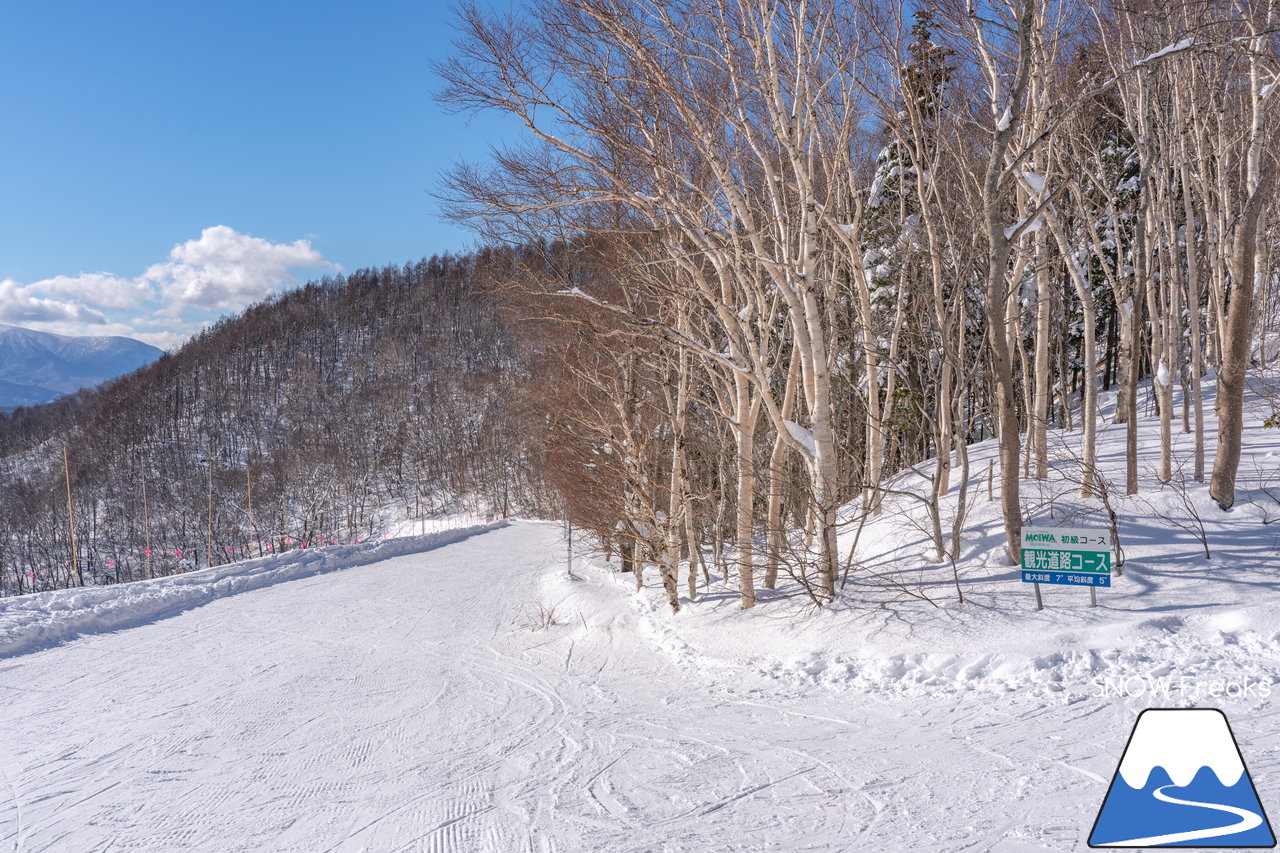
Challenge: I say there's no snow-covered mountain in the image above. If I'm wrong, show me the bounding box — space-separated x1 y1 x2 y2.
0 324 162 409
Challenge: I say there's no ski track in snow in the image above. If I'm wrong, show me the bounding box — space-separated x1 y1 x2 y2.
0 521 1274 851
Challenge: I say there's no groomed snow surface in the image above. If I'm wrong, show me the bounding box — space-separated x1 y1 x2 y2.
4 375 1280 851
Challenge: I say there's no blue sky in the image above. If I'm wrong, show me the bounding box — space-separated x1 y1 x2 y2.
0 0 515 349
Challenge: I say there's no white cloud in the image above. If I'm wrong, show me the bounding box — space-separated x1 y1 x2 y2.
30 272 155 310
10 319 139 340
130 329 194 351
2 226 337 346
145 225 335 312
0 279 108 325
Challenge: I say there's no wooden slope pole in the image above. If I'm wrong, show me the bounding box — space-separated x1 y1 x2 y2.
207 459 213 568
142 467 153 580
565 508 573 577
64 447 80 587
247 465 259 558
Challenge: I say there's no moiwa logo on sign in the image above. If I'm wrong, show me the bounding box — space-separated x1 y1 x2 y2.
1089 709 1275 848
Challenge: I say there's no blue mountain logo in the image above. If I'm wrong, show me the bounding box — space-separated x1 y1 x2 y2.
1090 708 1275 847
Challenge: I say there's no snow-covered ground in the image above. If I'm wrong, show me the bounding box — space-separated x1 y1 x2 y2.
3 376 1280 851
2 517 1276 852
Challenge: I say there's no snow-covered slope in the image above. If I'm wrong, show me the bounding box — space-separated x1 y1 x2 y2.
0 323 162 406
1 519 1276 852
605 373 1280 705
0 521 506 658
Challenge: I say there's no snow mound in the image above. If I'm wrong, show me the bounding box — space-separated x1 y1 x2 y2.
585 370 1280 709
0 521 508 657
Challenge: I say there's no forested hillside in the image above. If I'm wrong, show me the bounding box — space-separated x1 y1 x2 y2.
0 252 550 593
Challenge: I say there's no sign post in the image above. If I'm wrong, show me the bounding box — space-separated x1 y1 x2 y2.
1021 526 1113 609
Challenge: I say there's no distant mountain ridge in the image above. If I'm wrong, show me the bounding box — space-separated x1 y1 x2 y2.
0 324 162 409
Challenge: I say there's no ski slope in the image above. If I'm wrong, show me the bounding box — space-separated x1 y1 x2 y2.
1 519 1278 851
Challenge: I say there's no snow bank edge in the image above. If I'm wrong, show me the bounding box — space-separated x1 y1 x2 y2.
0 521 510 659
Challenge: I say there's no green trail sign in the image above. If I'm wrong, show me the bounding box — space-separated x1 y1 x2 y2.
1021 526 1113 591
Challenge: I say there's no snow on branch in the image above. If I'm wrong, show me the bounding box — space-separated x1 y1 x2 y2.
1019 171 1047 197
1135 37 1196 67
1005 216 1043 240
783 420 817 459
